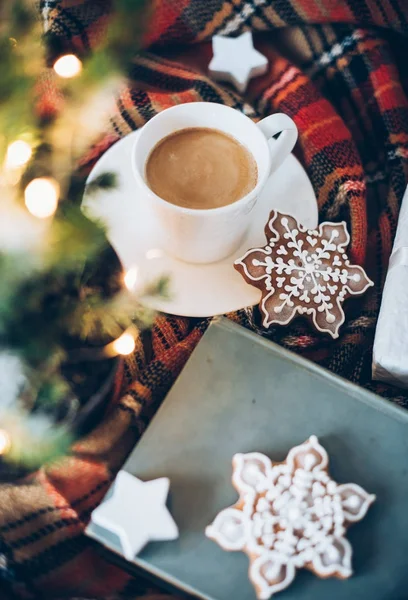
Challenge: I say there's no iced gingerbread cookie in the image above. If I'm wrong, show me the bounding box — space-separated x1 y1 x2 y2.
234 211 373 338
206 436 375 599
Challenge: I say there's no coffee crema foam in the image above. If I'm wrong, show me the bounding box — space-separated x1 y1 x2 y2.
145 127 258 210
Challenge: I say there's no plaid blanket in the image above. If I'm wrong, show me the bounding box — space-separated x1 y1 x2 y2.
1 1 408 598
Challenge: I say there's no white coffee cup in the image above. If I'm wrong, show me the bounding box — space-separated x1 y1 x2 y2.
132 102 297 264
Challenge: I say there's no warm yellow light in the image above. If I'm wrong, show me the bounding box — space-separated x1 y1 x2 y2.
53 54 82 78
25 177 60 219
124 267 138 290
5 140 32 168
112 332 136 356
0 430 11 456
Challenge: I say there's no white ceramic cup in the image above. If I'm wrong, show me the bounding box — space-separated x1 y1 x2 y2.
132 102 298 264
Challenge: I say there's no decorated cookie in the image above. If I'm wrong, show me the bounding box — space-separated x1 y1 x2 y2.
206 436 375 599
234 211 373 338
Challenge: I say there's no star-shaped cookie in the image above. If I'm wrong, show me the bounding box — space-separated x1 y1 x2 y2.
234 211 373 338
209 31 268 93
90 471 179 560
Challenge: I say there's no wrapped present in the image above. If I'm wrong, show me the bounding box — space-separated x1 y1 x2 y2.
373 185 408 387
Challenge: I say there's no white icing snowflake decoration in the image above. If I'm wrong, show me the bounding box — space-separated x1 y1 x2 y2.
206 436 375 599
234 211 373 338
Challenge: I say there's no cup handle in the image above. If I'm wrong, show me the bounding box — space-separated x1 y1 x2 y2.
256 113 298 175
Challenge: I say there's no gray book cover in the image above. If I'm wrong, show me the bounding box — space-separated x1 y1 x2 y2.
87 318 408 600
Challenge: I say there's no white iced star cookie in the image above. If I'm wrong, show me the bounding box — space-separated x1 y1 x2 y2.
206 436 375 599
209 31 268 93
91 471 179 561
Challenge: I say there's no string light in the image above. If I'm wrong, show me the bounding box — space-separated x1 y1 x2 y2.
24 177 60 219
53 54 82 78
5 140 32 168
111 331 136 356
124 267 139 290
0 430 11 456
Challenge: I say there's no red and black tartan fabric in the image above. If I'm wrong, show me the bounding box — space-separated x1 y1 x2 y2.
1 1 408 598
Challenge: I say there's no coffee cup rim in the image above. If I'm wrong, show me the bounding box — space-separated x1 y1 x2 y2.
131 102 272 215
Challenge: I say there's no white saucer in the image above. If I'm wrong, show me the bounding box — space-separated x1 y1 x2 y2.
84 130 318 317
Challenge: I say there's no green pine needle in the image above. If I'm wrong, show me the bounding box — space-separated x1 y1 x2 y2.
85 172 118 196
0 0 161 473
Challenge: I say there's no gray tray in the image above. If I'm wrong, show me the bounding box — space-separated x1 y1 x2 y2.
87 318 408 600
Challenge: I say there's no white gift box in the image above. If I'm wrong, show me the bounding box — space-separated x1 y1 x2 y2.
373 185 408 387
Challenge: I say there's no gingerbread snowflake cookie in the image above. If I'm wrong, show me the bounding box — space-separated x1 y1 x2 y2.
234 211 373 338
206 436 375 599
